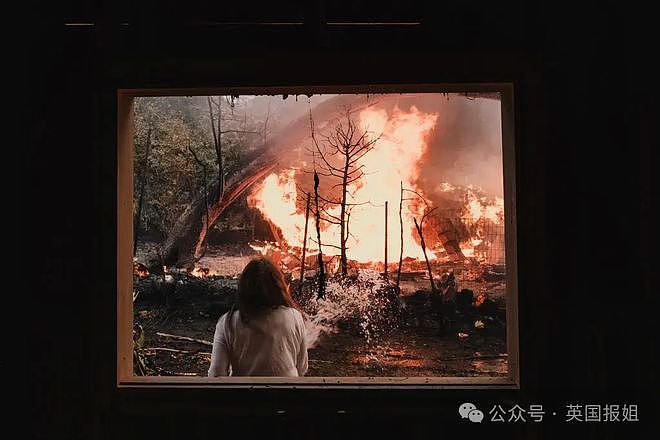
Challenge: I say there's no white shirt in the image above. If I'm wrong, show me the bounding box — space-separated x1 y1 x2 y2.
208 306 308 377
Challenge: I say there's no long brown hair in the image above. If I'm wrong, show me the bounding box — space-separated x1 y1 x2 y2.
233 256 297 323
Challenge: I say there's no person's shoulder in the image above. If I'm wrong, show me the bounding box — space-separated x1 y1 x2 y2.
285 306 302 316
277 305 299 317
271 306 304 324
215 310 235 328
287 307 305 323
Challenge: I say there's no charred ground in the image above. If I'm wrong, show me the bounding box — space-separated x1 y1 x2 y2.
132 257 507 378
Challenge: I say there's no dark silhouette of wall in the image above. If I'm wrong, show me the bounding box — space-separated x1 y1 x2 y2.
27 2 656 438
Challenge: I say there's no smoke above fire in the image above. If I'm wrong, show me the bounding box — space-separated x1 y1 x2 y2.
247 94 505 264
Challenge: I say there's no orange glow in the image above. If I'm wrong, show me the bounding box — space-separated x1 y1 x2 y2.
464 188 504 224
248 105 505 265
133 262 149 278
190 267 210 278
475 292 488 307
352 354 429 368
249 106 437 263
457 188 505 262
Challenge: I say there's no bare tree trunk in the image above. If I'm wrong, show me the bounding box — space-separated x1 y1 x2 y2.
207 97 224 201
298 193 311 295
414 215 444 334
216 100 224 200
134 129 152 256
414 217 437 294
263 98 271 146
187 144 210 255
308 109 379 277
314 171 325 299
339 153 349 276
396 182 404 291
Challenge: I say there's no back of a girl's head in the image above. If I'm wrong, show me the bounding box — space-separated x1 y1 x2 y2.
236 256 294 320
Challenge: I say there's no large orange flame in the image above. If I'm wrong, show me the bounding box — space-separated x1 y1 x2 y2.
249 106 438 263
248 105 505 265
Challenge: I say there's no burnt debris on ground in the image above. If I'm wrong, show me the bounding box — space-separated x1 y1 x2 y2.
132 264 507 377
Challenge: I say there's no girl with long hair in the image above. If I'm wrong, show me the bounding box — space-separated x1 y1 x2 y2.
208 256 308 377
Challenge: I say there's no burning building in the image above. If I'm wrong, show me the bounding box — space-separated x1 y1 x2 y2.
244 93 506 282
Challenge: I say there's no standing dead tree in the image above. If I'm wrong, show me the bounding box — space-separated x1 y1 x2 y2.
187 143 211 259
413 207 439 295
405 188 446 333
262 97 272 146
206 96 260 203
307 107 381 275
298 192 311 296
396 185 439 294
410 189 438 293
207 97 225 200
134 128 152 256
413 207 446 335
313 171 325 299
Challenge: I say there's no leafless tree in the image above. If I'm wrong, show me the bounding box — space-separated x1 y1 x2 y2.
134 128 152 256
307 107 381 275
397 185 438 293
262 97 272 146
207 96 260 202
207 97 225 200
313 171 325 298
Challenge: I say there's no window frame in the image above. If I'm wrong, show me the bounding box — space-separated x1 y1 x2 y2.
117 83 519 388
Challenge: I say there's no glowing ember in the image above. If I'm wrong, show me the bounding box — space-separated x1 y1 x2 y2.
190 267 210 278
475 292 489 307
133 262 149 278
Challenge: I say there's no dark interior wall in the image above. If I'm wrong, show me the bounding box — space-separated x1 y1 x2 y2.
28 2 656 439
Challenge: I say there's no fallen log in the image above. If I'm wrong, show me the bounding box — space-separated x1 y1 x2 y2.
439 354 508 361
156 332 213 346
144 347 211 355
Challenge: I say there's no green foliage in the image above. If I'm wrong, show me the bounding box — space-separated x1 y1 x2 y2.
133 96 264 240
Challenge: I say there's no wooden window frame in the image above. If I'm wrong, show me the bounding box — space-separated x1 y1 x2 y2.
117 83 519 388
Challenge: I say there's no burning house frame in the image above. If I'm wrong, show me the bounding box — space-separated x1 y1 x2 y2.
118 84 519 387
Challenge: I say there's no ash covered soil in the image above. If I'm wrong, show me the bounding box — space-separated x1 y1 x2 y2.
133 271 507 377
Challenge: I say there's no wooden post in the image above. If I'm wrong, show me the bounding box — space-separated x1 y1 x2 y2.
396 182 404 291
299 193 311 296
384 201 388 280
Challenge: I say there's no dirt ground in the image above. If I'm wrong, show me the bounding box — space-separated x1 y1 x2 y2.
133 293 507 377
